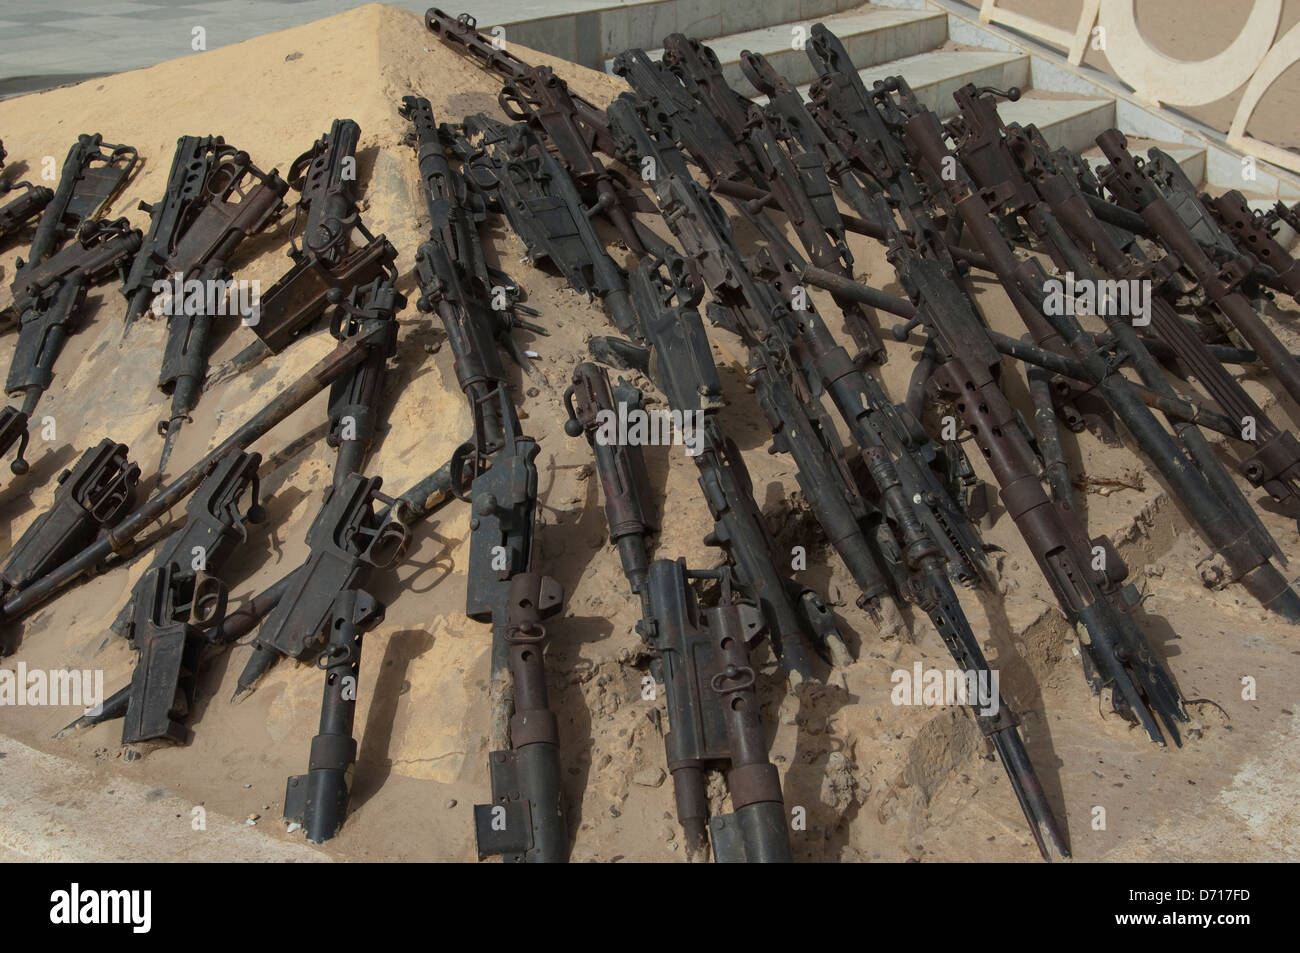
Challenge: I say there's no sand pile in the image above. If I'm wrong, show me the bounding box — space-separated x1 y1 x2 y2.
0 3 1297 862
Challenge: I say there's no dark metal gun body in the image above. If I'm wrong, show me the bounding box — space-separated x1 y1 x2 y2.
483 111 829 676
612 47 757 192
1205 189 1300 301
121 135 234 331
900 109 1300 624
398 94 567 862
267 474 409 843
467 394 568 863
16 133 137 278
254 120 394 350
647 559 793 862
457 112 637 337
803 27 956 258
942 85 1290 568
564 360 793 862
0 439 139 598
1097 131 1300 415
1 219 142 475
622 111 988 589
118 451 263 746
498 65 646 253
661 34 886 360
0 180 53 250
995 118 1300 517
207 121 395 409
325 276 403 483
238 473 405 677
154 150 289 476
1 323 388 627
402 102 541 459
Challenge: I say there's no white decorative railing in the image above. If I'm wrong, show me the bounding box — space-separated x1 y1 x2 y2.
978 0 1300 174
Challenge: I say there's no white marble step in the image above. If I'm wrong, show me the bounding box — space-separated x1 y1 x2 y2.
613 6 948 94
997 94 1115 155
1082 141 1208 189
791 48 1031 119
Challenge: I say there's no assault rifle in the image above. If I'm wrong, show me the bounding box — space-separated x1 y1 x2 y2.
324 277 402 482
256 473 408 842
465 381 567 863
659 34 886 360
452 111 638 337
11 134 136 284
751 235 1073 852
1097 131 1300 415
0 218 142 476
941 83 1292 553
425 8 603 134
61 459 463 794
872 172 1188 746
0 321 391 633
458 114 836 677
896 101 1300 623
115 450 264 747
497 64 648 253
611 47 761 200
0 439 139 599
401 96 567 862
0 177 53 250
204 456 467 660
803 26 959 261
121 136 239 332
234 275 405 697
977 108 1300 517
564 361 793 862
400 98 542 429
1203 188 1300 301
738 47 991 277
250 120 398 356
152 148 288 477
1127 147 1283 298
607 94 990 589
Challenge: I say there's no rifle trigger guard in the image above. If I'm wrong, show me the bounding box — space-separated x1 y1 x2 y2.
449 441 478 503
498 87 531 122
184 572 229 630
363 517 409 570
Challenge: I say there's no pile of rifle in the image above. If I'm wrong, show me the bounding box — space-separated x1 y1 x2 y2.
1 6 1299 863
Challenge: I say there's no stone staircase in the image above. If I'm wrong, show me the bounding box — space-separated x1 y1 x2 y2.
491 0 1288 196
622 6 1118 157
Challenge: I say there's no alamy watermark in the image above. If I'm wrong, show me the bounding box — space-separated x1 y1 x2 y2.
150 272 262 326
1042 271 1151 326
50 884 151 933
891 661 1000 717
0 662 104 714
591 402 704 456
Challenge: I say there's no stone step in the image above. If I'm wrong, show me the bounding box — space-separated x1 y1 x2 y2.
792 48 1031 119
618 6 947 94
497 0 867 69
1082 140 1208 189
997 94 1115 154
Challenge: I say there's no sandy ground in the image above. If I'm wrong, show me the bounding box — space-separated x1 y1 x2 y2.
0 3 1297 863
